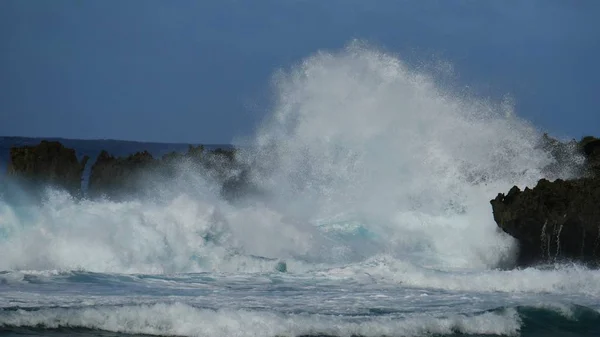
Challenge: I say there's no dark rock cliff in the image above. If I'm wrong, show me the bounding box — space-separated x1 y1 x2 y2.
6 141 89 197
491 136 600 267
3 141 250 202
86 145 249 201
87 150 157 200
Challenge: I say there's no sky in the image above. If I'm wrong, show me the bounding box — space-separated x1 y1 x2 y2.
0 0 599 144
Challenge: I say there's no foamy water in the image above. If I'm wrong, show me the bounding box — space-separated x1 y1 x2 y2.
0 43 597 336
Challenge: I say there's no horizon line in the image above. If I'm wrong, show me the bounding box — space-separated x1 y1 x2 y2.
0 135 235 146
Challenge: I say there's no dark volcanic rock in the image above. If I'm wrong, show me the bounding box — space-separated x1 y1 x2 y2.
491 178 600 267
491 135 600 267
580 136 600 175
86 145 248 201
87 150 158 200
6 141 88 196
3 140 255 202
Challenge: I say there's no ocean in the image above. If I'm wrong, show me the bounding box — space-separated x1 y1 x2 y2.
1 45 599 337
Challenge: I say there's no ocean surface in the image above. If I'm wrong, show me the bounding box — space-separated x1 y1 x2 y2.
1 45 599 336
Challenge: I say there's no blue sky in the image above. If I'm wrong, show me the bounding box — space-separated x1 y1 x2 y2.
1 0 599 143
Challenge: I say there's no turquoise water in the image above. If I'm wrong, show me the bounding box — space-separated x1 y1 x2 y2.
1 269 599 337
2 46 598 336
1 136 599 336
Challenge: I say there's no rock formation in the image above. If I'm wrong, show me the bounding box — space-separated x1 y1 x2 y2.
491 178 600 267
6 134 600 268
87 145 245 201
6 140 88 197
491 136 600 267
87 150 157 200
580 136 600 175
3 140 249 202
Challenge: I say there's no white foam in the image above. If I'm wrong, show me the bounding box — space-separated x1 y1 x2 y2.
0 271 25 285
0 42 582 276
318 255 600 297
239 41 579 270
0 186 316 274
0 302 522 337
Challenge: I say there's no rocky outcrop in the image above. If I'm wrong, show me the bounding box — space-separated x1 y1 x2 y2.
491 136 600 267
87 145 246 201
580 136 600 175
87 150 157 200
491 178 600 267
3 140 250 202
6 141 88 196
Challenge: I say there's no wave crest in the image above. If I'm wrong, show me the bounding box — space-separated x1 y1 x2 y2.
0 42 582 274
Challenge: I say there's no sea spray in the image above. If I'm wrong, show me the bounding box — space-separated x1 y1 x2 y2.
238 42 580 269
0 182 317 274
0 43 582 274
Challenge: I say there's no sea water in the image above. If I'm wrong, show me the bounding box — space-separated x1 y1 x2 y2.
1 43 598 337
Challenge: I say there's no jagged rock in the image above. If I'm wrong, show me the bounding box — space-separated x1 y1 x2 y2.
6 141 88 196
580 136 600 175
491 178 600 267
204 148 267 202
87 150 157 200
186 144 205 162
4 139 257 203
491 135 600 267
86 145 246 201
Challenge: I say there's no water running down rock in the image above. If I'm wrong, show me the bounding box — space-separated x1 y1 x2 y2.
491 136 600 267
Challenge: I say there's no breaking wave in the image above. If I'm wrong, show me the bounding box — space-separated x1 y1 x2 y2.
1 303 599 337
0 42 583 275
